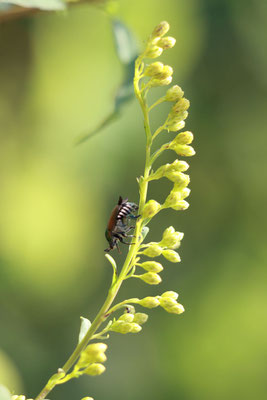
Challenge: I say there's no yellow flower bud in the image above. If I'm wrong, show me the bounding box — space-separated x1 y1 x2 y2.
165 85 184 101
138 296 160 308
155 65 173 79
168 120 185 132
150 76 173 87
81 397 94 400
157 36 176 49
84 363 106 376
159 227 184 249
168 160 189 172
165 172 190 187
149 164 169 180
143 244 163 257
133 312 148 325
171 200 190 210
172 98 190 113
162 249 181 263
168 303 185 314
173 131 194 145
161 290 179 300
130 323 142 333
111 321 132 334
139 272 162 285
171 144 196 157
163 191 182 208
159 297 177 309
118 313 135 323
78 343 107 367
85 343 107 355
144 62 164 77
139 261 163 273
142 200 161 218
145 45 163 58
151 21 170 38
172 185 191 198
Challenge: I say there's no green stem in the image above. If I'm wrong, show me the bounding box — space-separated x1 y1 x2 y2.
35 52 153 400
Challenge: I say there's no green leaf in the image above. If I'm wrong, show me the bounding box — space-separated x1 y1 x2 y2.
75 18 138 145
0 385 12 400
1 0 66 10
78 317 91 343
112 18 138 65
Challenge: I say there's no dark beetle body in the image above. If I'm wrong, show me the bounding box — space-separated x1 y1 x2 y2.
105 196 139 252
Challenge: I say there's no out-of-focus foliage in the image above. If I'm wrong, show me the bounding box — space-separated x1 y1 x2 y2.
0 1 266 400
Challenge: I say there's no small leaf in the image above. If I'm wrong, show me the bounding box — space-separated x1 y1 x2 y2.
105 253 117 285
79 317 91 343
0 385 11 400
141 226 150 240
1 0 66 10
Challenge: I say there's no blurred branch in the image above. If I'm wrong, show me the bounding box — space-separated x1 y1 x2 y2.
0 0 103 22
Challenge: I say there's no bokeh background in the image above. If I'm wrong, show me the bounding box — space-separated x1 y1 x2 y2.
0 0 267 399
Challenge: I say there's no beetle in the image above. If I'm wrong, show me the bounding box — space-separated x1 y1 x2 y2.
105 196 139 252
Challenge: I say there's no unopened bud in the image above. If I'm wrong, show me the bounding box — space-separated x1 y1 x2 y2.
151 21 170 38
156 65 173 79
118 313 135 323
111 321 132 334
138 296 160 308
165 172 190 188
144 62 164 77
168 160 189 172
150 164 169 180
163 191 182 208
145 45 163 58
160 227 184 249
84 363 106 376
85 343 107 356
143 244 163 257
172 186 191 199
81 397 94 400
172 98 190 113
171 200 190 210
165 85 184 101
150 76 172 87
168 303 185 314
142 200 161 218
133 312 148 325
171 144 196 157
130 323 142 333
159 297 177 309
139 272 162 285
161 291 179 300
139 261 163 273
173 131 194 145
162 249 181 263
168 120 185 132
157 36 176 49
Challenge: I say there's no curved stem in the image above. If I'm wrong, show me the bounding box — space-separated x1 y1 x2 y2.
35 52 153 400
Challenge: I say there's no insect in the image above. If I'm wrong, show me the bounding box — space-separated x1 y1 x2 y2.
105 196 139 253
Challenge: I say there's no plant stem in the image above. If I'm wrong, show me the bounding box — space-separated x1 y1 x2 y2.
34 52 152 400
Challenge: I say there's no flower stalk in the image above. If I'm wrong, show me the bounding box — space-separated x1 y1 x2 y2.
31 20 195 400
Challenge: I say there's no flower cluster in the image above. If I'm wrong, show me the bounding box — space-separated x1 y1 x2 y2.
74 343 108 377
137 291 184 315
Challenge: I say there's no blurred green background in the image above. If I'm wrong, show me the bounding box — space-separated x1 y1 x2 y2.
0 0 267 399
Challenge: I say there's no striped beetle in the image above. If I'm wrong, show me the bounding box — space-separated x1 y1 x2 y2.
105 196 139 253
